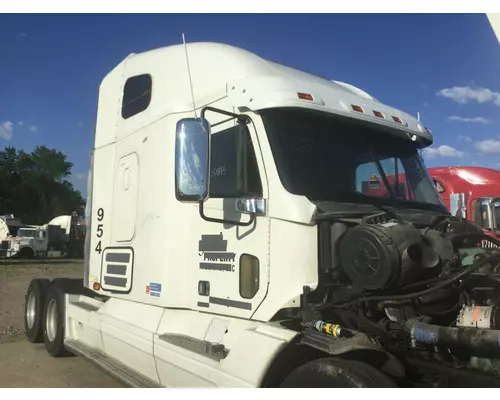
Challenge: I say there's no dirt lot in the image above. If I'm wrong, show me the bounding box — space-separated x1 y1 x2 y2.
0 260 123 388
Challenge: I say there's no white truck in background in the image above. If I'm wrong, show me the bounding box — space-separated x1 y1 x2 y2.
23 42 500 388
1 213 85 259
0 218 10 244
0 214 23 236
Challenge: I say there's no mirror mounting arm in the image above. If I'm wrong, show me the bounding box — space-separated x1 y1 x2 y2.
201 106 251 125
198 201 255 227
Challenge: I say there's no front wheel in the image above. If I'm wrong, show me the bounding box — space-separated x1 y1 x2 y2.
280 357 398 388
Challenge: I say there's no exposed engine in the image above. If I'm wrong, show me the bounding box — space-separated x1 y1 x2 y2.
303 211 500 386
338 221 443 291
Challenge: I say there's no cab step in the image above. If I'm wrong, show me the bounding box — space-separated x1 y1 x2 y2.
64 340 161 388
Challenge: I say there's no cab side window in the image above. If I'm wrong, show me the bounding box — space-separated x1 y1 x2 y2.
209 124 263 198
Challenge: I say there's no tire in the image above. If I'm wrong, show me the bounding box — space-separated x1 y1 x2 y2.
280 357 398 388
43 284 73 357
19 247 34 259
24 278 51 343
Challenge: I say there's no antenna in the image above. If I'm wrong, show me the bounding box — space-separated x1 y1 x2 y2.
182 33 197 118
417 111 421 122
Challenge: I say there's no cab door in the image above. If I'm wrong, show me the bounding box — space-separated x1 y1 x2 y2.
153 111 270 388
33 229 48 254
194 115 270 320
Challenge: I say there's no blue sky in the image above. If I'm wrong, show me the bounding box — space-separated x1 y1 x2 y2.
1 13 499 197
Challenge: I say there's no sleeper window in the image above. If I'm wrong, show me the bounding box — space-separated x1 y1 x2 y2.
121 74 152 119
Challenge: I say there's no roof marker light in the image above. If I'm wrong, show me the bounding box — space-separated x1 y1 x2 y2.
424 127 432 135
373 110 384 118
351 105 364 113
392 116 403 124
298 92 314 101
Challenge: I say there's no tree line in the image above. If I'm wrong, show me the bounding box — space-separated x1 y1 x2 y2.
0 146 85 225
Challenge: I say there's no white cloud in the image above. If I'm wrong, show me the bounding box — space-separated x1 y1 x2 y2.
475 140 500 155
28 125 37 133
76 122 84 128
0 121 13 141
437 86 500 107
448 116 490 124
458 134 473 142
423 145 464 159
18 121 23 126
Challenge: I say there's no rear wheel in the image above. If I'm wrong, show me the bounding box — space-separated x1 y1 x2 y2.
24 278 51 343
43 284 73 357
280 357 398 388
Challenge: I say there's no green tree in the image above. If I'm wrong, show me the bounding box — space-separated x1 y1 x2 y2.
0 145 85 224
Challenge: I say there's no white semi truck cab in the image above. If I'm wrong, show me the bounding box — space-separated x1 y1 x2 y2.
24 42 500 388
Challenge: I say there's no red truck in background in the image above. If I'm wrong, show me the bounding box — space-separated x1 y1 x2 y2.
428 166 500 243
361 166 500 243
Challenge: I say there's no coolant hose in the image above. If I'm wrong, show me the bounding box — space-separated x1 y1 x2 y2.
405 319 500 358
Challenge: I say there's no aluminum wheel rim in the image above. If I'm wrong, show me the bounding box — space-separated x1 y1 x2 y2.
26 291 36 330
46 298 58 342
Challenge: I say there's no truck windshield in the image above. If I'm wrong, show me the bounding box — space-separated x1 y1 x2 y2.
260 107 447 213
18 229 36 238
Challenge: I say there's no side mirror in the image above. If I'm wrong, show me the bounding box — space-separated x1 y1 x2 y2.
450 193 467 218
490 197 500 232
174 118 211 202
235 198 266 216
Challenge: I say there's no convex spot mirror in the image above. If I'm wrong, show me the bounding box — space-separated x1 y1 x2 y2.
235 198 266 216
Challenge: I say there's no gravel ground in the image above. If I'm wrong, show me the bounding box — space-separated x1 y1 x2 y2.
0 341 123 388
0 260 123 388
0 260 82 344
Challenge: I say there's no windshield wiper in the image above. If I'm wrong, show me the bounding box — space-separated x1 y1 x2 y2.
368 147 396 201
348 192 403 222
394 157 403 198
